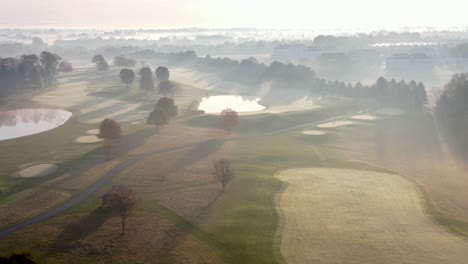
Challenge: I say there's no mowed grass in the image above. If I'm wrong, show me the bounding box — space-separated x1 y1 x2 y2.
210 132 380 263
276 168 468 264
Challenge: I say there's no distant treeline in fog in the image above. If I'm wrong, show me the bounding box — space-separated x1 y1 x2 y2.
129 50 427 111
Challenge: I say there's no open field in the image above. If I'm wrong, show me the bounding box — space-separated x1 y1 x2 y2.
277 168 468 264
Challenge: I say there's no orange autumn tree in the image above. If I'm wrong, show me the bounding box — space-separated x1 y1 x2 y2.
219 108 239 132
97 118 122 160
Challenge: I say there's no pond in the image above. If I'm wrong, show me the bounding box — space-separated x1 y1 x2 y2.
0 109 72 141
198 95 266 114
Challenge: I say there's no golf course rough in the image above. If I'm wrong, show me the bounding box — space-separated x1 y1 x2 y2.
276 168 468 264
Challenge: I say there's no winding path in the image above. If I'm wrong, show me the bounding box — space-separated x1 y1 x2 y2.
0 108 365 239
0 141 208 238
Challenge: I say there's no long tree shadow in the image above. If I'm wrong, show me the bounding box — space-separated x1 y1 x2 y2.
46 208 112 255
166 138 227 174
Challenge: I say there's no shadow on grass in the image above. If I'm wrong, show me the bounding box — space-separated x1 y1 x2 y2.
46 208 112 255
166 138 227 174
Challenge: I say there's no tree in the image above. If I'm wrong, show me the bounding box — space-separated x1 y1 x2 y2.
219 108 239 131
97 119 122 160
139 67 154 93
147 108 169 133
157 80 174 96
20 54 42 89
91 55 109 71
435 73 468 160
40 51 61 87
155 66 170 82
212 158 234 192
154 97 178 117
119 68 135 88
113 55 137 68
58 60 73 74
101 185 136 235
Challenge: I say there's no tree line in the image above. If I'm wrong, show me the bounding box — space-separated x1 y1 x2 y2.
0 51 71 100
130 50 428 111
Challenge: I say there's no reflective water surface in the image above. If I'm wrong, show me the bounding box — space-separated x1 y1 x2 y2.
0 109 72 141
198 95 266 114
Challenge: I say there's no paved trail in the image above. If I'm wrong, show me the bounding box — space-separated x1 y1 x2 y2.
0 75 365 239
0 141 208 238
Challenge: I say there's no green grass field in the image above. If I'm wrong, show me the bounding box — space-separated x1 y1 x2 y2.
2 66 468 263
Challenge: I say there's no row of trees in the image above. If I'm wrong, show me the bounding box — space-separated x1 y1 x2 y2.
118 66 174 95
91 55 137 71
130 50 427 110
0 51 70 99
435 73 468 161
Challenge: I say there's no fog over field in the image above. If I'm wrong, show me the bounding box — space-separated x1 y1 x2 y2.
1 1 468 264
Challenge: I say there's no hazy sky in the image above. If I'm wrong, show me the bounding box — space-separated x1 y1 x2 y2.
1 0 467 30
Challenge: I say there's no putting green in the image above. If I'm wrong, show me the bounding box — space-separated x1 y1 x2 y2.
276 168 468 264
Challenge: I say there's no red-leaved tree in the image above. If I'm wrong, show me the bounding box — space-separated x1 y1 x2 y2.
219 108 238 132
97 118 122 160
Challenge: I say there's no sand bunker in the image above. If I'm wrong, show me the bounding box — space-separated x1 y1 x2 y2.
18 164 58 178
351 114 384 120
376 108 404 116
86 129 100 135
302 130 326 136
317 121 353 128
276 168 468 264
75 135 103 144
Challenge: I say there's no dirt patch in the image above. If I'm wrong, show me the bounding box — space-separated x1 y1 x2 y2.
276 168 468 264
17 164 58 178
317 121 353 128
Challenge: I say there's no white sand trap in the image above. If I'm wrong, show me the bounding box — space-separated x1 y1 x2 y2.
18 164 58 178
302 130 326 136
131 122 141 125
351 114 384 120
276 168 468 264
317 121 353 128
75 135 103 144
376 108 404 116
86 129 100 135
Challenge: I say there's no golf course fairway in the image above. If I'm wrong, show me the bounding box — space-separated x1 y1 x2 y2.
276 168 468 264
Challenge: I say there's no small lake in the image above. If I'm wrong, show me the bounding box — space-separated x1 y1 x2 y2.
0 109 72 141
198 95 266 114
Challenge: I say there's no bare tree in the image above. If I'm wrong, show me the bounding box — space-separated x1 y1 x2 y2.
212 159 234 192
101 185 137 235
